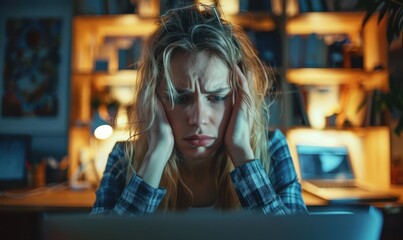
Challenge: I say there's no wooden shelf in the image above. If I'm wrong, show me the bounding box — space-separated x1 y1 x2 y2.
286 12 365 35
226 12 276 31
73 14 157 36
286 68 388 91
72 15 157 73
73 70 138 90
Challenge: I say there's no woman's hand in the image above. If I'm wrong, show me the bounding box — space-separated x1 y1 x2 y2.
147 98 175 159
138 97 174 188
225 65 255 167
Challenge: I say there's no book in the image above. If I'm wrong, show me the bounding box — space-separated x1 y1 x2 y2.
305 34 326 68
78 0 106 15
298 0 310 12
292 84 310 126
324 0 336 11
310 0 324 12
288 35 304 68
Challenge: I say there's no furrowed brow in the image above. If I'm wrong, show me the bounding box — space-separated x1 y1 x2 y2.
203 87 231 94
163 87 231 95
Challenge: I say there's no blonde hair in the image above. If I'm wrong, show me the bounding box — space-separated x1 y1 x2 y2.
126 4 275 211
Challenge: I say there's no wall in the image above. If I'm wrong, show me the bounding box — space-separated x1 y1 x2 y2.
0 0 73 163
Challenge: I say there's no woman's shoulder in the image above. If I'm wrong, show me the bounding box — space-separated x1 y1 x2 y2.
268 129 287 144
110 141 128 157
267 128 291 160
105 141 131 170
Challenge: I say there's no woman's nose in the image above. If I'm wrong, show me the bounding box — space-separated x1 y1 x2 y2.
188 99 208 126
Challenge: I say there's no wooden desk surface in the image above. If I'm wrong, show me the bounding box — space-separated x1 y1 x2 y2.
0 185 401 240
302 185 403 207
0 185 95 211
1 188 328 210
0 185 402 211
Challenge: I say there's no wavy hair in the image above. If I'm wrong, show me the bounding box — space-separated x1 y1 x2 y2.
125 4 276 211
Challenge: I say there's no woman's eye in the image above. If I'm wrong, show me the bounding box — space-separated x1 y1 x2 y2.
174 95 190 104
208 95 228 103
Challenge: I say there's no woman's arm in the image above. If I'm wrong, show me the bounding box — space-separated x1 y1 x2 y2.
225 66 306 214
90 142 166 216
91 97 174 215
230 130 307 215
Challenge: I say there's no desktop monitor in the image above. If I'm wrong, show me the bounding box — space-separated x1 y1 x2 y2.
0 134 31 190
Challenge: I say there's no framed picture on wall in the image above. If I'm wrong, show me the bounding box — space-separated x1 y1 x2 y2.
0 4 70 134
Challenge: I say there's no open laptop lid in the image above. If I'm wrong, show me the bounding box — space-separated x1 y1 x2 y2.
296 145 355 182
295 144 399 203
0 134 31 190
44 209 383 240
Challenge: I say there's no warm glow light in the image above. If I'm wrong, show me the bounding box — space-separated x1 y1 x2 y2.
111 86 134 104
197 0 216 6
137 0 160 17
286 13 364 35
307 85 340 129
218 0 239 15
94 124 113 140
116 109 128 128
196 0 239 15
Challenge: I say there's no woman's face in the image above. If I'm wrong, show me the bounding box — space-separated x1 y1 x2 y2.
159 51 233 166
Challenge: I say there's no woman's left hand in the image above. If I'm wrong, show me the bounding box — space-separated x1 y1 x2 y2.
225 65 255 167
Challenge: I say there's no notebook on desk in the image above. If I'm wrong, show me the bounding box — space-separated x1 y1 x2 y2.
295 144 399 203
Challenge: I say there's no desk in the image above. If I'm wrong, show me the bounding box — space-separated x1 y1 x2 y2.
1 186 401 209
0 186 95 240
0 186 402 240
303 186 403 240
0 186 95 211
302 185 403 206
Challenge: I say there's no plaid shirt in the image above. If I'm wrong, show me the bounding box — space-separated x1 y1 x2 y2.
91 129 307 215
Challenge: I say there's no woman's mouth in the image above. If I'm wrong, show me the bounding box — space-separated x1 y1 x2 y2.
183 135 214 147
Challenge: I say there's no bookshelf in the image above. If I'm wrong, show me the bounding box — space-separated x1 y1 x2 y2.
284 9 391 187
285 12 388 89
69 15 157 181
68 2 393 187
286 68 388 90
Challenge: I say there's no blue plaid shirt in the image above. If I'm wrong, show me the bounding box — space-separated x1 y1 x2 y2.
91 129 307 215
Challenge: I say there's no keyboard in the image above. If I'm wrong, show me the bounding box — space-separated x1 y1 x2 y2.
309 181 357 188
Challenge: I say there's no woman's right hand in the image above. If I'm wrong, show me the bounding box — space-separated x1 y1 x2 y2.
137 98 174 188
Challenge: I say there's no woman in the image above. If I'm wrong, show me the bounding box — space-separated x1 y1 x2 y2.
91 4 307 215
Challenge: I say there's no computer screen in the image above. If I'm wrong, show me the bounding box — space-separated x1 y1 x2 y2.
0 134 31 189
296 145 354 180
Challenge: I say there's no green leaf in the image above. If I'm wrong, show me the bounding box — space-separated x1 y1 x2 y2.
378 1 388 24
394 115 403 136
387 19 396 43
362 1 384 27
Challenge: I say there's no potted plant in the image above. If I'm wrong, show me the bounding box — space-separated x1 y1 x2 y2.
357 0 403 135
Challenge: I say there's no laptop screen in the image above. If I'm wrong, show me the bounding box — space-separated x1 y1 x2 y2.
0 134 31 189
296 145 354 181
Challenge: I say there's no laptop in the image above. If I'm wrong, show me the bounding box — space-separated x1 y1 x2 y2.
0 134 31 190
295 144 399 203
44 207 383 240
